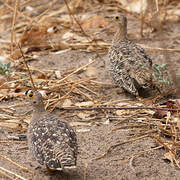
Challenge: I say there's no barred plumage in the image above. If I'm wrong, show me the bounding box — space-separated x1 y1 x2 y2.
108 15 156 97
26 90 77 171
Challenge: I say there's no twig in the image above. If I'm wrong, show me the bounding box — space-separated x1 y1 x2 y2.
0 167 27 180
0 168 14 180
0 153 34 174
112 123 149 131
139 44 180 53
150 134 176 156
3 1 32 21
93 134 149 160
115 145 163 166
83 163 88 180
63 0 91 41
18 43 36 90
58 106 180 112
11 0 19 54
129 156 136 173
58 58 97 83
36 0 59 22
140 0 145 37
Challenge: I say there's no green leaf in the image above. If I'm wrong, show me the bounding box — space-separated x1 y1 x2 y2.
6 62 11 69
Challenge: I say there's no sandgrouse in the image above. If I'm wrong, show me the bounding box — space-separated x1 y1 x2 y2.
108 14 158 97
25 90 77 171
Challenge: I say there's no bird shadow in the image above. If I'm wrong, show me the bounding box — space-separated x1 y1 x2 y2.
33 168 82 180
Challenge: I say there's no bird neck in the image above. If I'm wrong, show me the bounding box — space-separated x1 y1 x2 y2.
33 106 45 113
31 105 46 121
112 26 127 44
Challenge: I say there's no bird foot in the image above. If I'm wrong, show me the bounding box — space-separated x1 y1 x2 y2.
40 166 57 173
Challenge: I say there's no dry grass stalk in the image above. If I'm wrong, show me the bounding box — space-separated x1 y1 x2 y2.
115 145 163 166
0 166 27 180
83 163 88 180
0 153 34 174
0 168 14 180
93 134 149 160
18 44 36 90
11 0 19 54
59 58 97 83
0 0 180 175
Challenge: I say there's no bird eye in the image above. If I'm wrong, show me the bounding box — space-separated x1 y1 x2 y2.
25 90 34 98
114 16 119 21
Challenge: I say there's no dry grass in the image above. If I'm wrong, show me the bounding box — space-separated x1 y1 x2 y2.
0 0 180 178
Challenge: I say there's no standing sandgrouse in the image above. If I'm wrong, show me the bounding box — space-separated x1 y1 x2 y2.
25 90 77 171
108 14 156 97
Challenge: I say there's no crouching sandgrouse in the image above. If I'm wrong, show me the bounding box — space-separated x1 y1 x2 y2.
25 90 77 171
108 14 172 97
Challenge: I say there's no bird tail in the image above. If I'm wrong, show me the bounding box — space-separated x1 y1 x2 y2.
57 149 77 169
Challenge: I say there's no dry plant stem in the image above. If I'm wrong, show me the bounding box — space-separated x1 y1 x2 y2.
93 134 149 160
63 0 104 60
36 0 59 22
18 44 36 90
155 0 159 11
83 163 88 180
47 86 74 111
63 0 91 41
0 140 26 144
59 58 97 83
0 166 27 180
0 77 29 89
11 0 19 54
139 44 180 53
58 106 180 112
74 87 93 101
140 0 145 37
0 153 34 174
0 168 14 180
3 1 32 21
116 145 163 166
112 124 149 131
151 134 176 156
78 84 99 96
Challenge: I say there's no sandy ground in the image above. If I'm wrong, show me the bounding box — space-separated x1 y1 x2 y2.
1 16 180 180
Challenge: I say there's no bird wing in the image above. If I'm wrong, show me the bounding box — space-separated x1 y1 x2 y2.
109 40 153 93
30 114 77 169
129 41 153 87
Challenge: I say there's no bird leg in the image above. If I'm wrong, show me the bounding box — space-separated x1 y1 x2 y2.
40 165 57 173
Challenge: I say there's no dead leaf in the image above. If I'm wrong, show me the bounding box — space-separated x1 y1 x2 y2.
81 15 109 31
39 90 47 98
117 0 148 14
62 32 87 42
166 101 176 110
62 99 73 107
116 110 129 116
20 25 48 47
55 70 62 79
153 109 168 119
77 112 91 119
11 49 22 60
75 101 94 107
164 151 175 167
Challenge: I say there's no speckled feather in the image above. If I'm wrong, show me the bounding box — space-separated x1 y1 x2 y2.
27 90 77 170
108 15 155 96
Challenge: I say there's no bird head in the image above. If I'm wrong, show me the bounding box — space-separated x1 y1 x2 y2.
113 15 127 27
25 90 45 111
